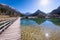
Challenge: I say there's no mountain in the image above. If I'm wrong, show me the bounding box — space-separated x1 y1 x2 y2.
29 10 46 18
49 6 60 18
0 4 23 17
24 12 32 16
30 10 42 16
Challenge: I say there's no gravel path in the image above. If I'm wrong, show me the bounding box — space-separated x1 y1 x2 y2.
0 17 21 40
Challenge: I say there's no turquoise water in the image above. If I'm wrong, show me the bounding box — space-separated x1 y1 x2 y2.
21 18 60 40
21 18 60 32
21 18 60 27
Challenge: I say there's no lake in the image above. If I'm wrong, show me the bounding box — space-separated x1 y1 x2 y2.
21 18 60 40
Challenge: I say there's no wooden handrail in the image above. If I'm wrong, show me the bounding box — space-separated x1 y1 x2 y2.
0 18 17 34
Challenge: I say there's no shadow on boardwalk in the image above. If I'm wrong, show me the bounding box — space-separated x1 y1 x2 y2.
0 17 21 40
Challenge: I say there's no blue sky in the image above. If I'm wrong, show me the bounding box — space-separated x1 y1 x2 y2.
0 0 60 13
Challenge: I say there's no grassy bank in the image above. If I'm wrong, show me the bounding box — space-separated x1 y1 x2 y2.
0 15 17 22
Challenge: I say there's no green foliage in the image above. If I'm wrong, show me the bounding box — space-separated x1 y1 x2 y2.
51 18 60 26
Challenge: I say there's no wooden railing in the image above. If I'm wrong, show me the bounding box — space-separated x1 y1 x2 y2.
0 18 17 34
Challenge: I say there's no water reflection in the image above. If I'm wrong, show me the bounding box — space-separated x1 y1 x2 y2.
45 33 49 37
21 18 60 40
50 18 60 26
21 18 45 26
39 20 60 40
21 19 38 26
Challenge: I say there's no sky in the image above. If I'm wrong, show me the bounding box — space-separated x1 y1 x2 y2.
0 0 60 13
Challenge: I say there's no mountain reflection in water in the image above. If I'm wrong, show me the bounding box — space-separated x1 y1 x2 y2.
51 18 60 26
21 18 46 26
21 18 60 26
21 18 60 40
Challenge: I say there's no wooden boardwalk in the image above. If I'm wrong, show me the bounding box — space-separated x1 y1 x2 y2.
0 17 21 40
